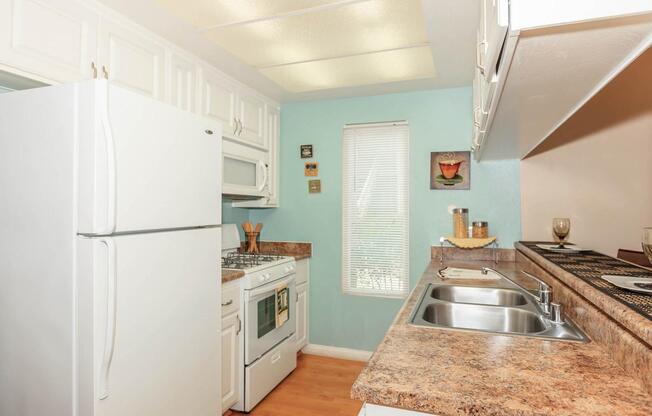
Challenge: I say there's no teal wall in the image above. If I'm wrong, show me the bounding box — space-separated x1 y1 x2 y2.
222 203 249 239
245 87 521 351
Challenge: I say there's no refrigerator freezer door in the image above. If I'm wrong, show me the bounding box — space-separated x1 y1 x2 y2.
77 227 221 416
78 80 222 235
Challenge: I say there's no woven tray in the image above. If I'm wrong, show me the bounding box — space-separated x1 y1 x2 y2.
446 236 496 249
522 242 652 319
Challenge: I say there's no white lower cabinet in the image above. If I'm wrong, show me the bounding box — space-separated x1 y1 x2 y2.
295 258 310 352
296 282 308 351
221 281 241 413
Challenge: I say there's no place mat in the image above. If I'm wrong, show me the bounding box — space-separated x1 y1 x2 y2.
522 242 652 320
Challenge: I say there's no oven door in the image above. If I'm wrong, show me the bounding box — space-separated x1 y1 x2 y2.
244 274 296 365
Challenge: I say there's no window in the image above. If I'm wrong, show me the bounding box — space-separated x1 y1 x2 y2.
342 122 409 298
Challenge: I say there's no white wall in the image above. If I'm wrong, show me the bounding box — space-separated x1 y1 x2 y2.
521 48 652 256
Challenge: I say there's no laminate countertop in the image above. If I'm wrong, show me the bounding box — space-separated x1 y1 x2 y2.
351 259 652 415
222 269 245 284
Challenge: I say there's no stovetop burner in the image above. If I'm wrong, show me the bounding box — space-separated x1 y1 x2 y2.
221 251 286 270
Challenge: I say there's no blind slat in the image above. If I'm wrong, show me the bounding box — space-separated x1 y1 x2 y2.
342 123 409 298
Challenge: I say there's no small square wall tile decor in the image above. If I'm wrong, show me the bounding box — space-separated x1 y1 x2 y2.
430 151 470 190
300 144 313 158
308 179 321 193
304 162 318 177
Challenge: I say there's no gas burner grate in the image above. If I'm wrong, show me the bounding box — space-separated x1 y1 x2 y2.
221 251 287 269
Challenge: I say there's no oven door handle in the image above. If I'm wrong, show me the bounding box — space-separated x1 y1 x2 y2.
246 274 295 300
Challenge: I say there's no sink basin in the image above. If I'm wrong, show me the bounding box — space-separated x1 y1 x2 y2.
430 285 528 306
409 282 588 342
422 303 546 334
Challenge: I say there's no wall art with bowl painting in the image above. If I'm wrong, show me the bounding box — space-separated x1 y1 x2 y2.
430 151 470 190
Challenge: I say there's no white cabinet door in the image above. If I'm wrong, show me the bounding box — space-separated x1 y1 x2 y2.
168 51 198 113
221 311 240 413
98 18 165 100
296 282 308 352
0 0 99 82
237 92 267 149
201 67 237 135
482 0 509 81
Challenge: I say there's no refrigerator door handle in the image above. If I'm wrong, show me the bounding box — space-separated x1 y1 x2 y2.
98 83 117 234
98 237 118 400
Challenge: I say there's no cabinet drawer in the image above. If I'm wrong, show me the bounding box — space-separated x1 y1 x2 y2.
245 334 296 410
221 283 240 317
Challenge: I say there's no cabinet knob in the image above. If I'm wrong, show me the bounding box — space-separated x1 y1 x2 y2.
91 62 97 79
102 65 109 79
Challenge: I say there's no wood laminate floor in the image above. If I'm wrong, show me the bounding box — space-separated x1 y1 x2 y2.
228 353 366 416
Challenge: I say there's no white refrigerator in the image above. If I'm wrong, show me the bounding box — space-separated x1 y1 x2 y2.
0 80 222 416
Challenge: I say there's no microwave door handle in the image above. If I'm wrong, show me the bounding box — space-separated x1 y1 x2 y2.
257 161 268 192
98 237 118 400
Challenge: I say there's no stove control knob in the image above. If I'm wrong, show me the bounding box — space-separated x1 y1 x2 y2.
258 275 266 282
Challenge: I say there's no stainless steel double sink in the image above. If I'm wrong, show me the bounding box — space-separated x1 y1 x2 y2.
409 279 588 342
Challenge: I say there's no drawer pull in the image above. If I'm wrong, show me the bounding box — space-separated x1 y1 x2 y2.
221 299 233 307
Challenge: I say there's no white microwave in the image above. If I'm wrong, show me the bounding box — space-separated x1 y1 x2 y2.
222 138 270 199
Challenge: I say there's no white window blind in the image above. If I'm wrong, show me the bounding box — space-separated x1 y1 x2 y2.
342 122 409 298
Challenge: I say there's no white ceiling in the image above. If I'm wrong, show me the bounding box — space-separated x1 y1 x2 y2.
100 0 479 101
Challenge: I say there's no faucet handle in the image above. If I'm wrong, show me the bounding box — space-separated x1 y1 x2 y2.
549 303 563 324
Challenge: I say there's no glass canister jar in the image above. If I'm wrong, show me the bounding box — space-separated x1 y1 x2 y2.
472 221 489 238
452 208 469 238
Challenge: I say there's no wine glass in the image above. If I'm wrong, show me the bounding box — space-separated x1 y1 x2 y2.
643 227 652 266
552 218 571 249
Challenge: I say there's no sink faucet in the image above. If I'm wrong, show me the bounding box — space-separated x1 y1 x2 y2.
481 268 553 315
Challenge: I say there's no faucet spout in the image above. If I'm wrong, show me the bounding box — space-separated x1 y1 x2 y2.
481 268 552 314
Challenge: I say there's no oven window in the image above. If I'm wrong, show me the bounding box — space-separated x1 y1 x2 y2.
257 294 277 339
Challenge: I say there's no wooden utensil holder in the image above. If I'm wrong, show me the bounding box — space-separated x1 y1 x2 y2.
245 231 260 253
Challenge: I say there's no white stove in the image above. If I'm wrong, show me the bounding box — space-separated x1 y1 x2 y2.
221 224 297 412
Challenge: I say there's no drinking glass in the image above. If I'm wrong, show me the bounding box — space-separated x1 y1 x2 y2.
643 227 652 265
552 218 571 248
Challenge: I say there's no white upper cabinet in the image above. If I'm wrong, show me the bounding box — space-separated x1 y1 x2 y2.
474 0 652 160
480 0 509 82
98 18 166 100
237 92 267 149
201 66 237 135
200 65 270 151
168 50 198 112
0 0 99 82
